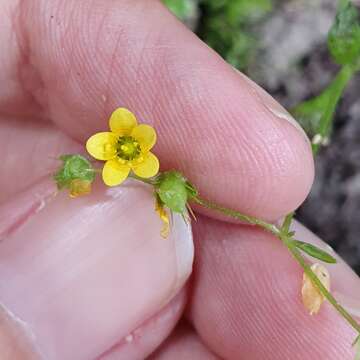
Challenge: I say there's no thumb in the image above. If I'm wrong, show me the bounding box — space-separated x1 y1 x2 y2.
0 179 193 359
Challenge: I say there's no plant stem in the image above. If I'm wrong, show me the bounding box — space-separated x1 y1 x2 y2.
192 196 280 236
131 176 360 334
312 65 354 154
282 212 294 233
128 173 155 185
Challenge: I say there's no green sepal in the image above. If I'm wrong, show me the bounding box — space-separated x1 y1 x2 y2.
185 180 198 199
328 0 360 67
154 171 198 214
53 154 96 190
292 240 337 264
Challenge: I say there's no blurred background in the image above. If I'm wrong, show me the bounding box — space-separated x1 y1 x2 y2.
163 0 360 274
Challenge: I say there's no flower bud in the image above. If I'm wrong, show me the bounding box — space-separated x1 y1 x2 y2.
154 171 197 214
53 154 96 197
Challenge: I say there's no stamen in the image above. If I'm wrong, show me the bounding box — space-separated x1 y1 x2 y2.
116 136 141 161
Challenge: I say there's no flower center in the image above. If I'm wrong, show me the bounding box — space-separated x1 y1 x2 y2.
116 136 141 160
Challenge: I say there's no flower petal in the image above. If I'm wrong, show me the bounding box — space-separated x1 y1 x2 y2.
86 132 118 160
131 124 157 151
109 108 137 135
102 160 130 186
132 152 159 178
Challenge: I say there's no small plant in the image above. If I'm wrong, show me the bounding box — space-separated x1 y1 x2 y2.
55 0 360 357
163 0 273 70
292 0 360 154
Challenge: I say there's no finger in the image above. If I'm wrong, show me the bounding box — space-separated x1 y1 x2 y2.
188 217 360 359
0 117 80 203
1 0 314 221
0 304 41 360
149 321 220 360
99 289 187 360
0 179 193 360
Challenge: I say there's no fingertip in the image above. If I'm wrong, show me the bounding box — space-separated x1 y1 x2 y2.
12 0 314 220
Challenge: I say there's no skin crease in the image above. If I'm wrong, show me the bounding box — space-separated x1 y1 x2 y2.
0 0 360 359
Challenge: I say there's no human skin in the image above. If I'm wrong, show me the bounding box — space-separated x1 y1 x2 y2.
0 0 359 359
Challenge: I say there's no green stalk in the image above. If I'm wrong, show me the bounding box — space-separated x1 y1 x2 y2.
282 212 294 233
312 65 355 154
192 196 280 236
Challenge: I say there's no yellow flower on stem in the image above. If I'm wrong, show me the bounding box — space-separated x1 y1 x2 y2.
86 108 160 186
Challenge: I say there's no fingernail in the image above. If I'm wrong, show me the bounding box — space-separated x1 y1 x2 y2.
0 179 194 360
235 70 310 142
0 303 41 359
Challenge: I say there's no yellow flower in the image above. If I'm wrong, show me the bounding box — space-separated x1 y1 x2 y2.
86 108 159 186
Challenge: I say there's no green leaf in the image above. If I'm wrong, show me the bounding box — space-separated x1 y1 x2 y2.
328 0 360 66
292 240 337 264
197 0 273 71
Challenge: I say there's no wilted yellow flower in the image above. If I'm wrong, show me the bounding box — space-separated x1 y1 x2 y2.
155 199 170 239
86 108 159 186
69 179 92 198
302 263 330 315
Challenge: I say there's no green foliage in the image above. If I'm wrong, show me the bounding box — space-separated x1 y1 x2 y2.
291 90 332 138
291 65 354 144
201 0 271 22
292 0 360 152
292 240 337 264
162 0 197 21
328 0 360 67
197 0 273 70
155 171 198 213
54 154 95 190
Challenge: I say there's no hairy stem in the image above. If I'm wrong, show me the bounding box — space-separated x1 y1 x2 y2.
192 196 280 236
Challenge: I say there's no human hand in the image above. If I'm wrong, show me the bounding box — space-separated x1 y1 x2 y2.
0 1 359 359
